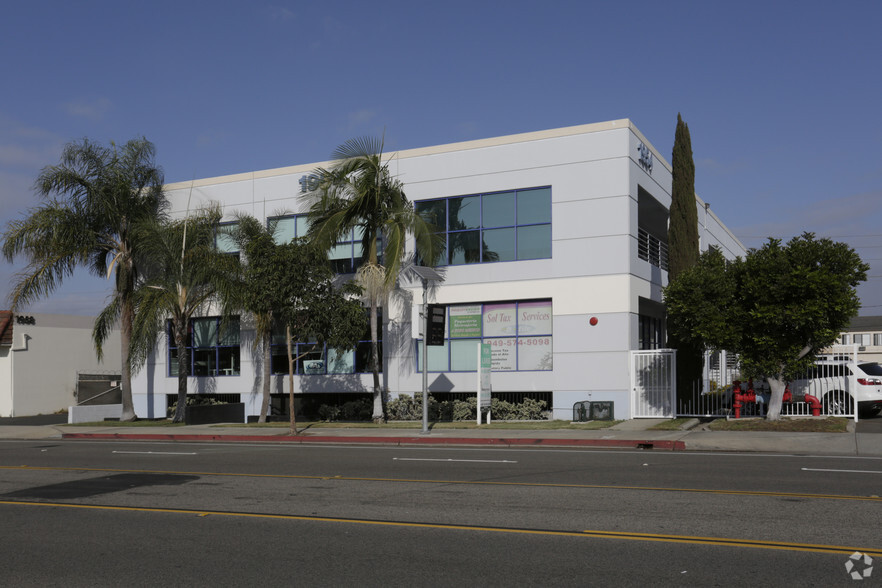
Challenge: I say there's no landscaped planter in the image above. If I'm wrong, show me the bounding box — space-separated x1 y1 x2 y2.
184 402 245 425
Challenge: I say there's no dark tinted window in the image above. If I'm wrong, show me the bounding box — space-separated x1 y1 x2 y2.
858 363 882 376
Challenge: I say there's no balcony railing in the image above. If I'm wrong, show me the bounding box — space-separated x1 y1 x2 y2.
638 227 668 270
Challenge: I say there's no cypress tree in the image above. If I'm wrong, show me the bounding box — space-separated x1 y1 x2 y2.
668 113 699 279
667 113 703 402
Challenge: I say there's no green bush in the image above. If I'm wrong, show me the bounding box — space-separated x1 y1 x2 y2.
386 395 548 422
452 398 476 421
387 394 420 421
515 398 547 420
341 399 372 421
317 404 340 422
167 395 227 417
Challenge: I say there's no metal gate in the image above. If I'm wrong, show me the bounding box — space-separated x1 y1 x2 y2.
631 349 676 418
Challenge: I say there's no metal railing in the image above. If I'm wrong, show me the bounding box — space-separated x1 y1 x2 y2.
637 228 668 270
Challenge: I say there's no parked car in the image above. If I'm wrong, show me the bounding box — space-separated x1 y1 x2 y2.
788 362 882 417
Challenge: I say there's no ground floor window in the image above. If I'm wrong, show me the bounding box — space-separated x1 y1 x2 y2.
639 315 663 350
417 300 552 372
268 309 382 376
168 317 240 377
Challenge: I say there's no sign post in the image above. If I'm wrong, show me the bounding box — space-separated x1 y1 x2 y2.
477 343 492 424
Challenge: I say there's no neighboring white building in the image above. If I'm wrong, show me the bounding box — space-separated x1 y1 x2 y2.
132 119 746 421
0 311 121 417
831 316 882 363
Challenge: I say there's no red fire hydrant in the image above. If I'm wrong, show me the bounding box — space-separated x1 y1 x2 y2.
732 380 742 418
804 394 822 417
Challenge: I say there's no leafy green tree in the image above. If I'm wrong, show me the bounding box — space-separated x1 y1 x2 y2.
307 136 439 422
226 214 367 430
2 138 167 421
665 234 868 420
667 114 703 400
269 240 367 433
127 205 239 422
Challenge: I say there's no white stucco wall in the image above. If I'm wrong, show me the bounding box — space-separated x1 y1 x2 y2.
2 313 121 417
133 119 746 421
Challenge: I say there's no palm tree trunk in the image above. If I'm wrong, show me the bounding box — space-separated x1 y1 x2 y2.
370 296 383 423
287 325 297 434
120 297 136 421
172 321 189 423
259 330 271 423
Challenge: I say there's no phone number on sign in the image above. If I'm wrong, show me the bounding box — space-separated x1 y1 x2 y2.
518 338 550 346
488 338 551 347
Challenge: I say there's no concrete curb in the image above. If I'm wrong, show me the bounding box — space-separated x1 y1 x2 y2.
60 432 687 451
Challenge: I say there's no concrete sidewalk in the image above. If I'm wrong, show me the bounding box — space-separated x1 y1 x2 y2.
1 419 881 456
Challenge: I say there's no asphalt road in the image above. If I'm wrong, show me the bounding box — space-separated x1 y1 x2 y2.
1 440 881 586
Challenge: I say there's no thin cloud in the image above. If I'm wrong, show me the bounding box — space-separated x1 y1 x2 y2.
733 190 882 245
63 97 113 121
265 5 296 22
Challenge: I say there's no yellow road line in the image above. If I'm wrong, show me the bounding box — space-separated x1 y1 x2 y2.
1 498 879 557
2 464 880 503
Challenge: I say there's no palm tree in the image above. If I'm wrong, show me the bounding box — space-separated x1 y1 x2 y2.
307 136 440 422
223 214 285 423
126 205 238 422
2 138 167 421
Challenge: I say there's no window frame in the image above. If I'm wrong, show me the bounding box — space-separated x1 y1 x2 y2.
416 299 553 373
416 186 552 266
168 316 241 378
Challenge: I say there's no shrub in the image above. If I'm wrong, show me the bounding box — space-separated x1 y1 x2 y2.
386 395 548 422
515 398 547 420
317 404 340 422
452 398 477 421
387 394 419 421
341 399 372 421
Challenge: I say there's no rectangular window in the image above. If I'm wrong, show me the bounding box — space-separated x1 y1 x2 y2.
268 309 382 375
270 214 309 245
215 222 240 256
417 300 552 372
416 186 551 266
639 315 663 350
168 317 240 377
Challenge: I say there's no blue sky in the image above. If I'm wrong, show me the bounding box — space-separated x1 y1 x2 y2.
1 0 880 316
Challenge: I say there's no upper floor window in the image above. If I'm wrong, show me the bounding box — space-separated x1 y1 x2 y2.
267 214 379 274
416 187 551 266
270 214 309 245
215 221 240 259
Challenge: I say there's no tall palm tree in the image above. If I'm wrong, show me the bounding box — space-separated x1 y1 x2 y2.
126 205 238 423
223 213 285 423
2 138 167 421
307 136 440 422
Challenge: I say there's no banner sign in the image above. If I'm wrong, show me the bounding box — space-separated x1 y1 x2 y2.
449 305 482 338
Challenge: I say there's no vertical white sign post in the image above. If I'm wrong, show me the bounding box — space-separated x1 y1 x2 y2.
477 343 492 424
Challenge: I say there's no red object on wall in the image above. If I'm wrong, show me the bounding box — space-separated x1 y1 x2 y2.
589 317 598 326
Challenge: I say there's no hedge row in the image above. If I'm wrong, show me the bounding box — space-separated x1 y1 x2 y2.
315 395 548 422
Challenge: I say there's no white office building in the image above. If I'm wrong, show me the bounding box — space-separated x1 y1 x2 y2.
132 119 745 421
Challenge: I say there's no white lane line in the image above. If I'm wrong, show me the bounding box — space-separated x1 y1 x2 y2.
112 451 197 455
802 467 882 474
393 458 516 463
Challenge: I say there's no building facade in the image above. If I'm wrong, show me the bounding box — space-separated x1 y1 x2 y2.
0 312 121 417
132 119 745 421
